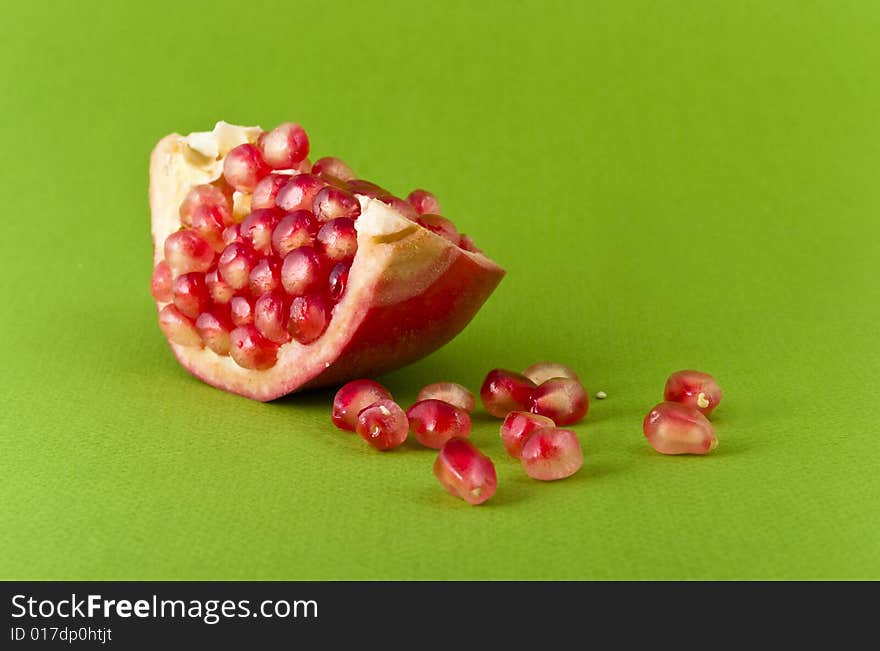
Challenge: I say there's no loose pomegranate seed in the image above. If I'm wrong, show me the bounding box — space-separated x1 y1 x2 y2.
327 262 350 301
347 179 391 198
222 224 242 246
311 156 355 181
281 246 326 296
433 438 497 505
331 379 393 432
500 411 555 458
287 294 328 344
406 189 441 215
229 325 277 370
520 428 583 481
480 369 538 418
356 399 408 451
158 304 202 348
275 174 326 212
458 234 482 253
172 272 209 319
179 183 231 227
316 217 358 262
312 186 361 222
240 208 281 255
416 382 475 413
297 157 312 173
418 214 459 243
272 210 317 256
251 173 292 210
218 242 257 290
164 230 214 274
150 261 172 302
205 269 234 304
529 378 589 426
663 370 723 417
406 399 471 449
195 309 233 355
522 361 580 385
644 402 718 455
248 257 282 296
222 143 270 193
258 122 310 169
230 295 255 326
190 205 228 252
254 291 291 344
381 196 419 221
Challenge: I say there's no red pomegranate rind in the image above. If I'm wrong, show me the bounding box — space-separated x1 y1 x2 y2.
406 399 472 449
663 370 723 417
331 379 392 432
480 369 538 418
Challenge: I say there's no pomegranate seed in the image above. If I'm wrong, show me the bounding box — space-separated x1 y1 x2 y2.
229 325 277 370
433 438 497 505
316 217 358 262
205 268 234 304
195 309 233 355
297 157 312 173
158 304 202 348
529 378 589 426
172 272 209 319
190 205 228 252
331 379 393 432
311 156 355 181
281 246 326 296
522 361 580 385
248 257 282 296
313 186 361 222
230 295 254 326
458 234 482 253
258 122 309 169
419 214 459 244
406 399 471 449
406 189 441 215
251 173 292 210
240 208 281 255
218 242 256 290
272 210 317 256
275 174 326 212
381 196 419 221
643 402 718 455
254 291 291 344
327 262 350 301
664 370 723 417
222 143 270 193
416 382 475 413
287 294 328 344
356 399 408 451
150 261 172 302
500 411 555 458
164 230 214 274
179 184 231 227
347 179 391 198
480 369 538 418
222 224 242 246
521 428 583 481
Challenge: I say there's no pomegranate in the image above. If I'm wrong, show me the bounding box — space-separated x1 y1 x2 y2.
663 370 723 417
643 402 718 455
433 438 498 505
150 122 504 400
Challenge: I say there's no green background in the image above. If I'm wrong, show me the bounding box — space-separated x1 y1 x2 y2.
1 0 878 580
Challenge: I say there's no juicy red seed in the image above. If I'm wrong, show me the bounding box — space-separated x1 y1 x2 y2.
480 369 538 418
229 325 277 370
179 184 231 227
248 257 282 296
433 438 497 505
406 189 441 215
164 230 214 274
240 208 281 255
419 214 459 243
158 304 202 348
195 309 233 356
218 242 256 290
272 210 317 256
287 294 328 344
327 261 350 301
222 143 270 193
205 269 234 304
347 179 391 198
172 272 209 319
297 158 312 173
258 122 310 169
222 224 242 246
521 428 584 481
230 295 255 326
664 370 723 417
644 402 718 455
254 291 291 344
458 234 482 253
331 380 393 432
190 205 228 252
417 382 475 413
522 361 580 385
251 173 292 210
356 399 409 451
275 174 326 212
313 186 361 222
311 157 355 181
406 400 472 449
316 217 358 261
500 412 556 458
281 246 326 296
382 196 419 221
528 377 589 426
150 261 172 302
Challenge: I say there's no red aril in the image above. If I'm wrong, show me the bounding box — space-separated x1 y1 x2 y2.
230 295 254 327
179 183 230 227
217 242 256 290
281 246 326 296
480 369 538 418
663 370 723 417
347 179 391 198
313 186 361 222
195 309 233 356
500 411 555 458
331 379 393 432
275 174 326 212
240 208 281 255
529 377 589 426
520 428 583 481
287 294 328 345
381 196 419 221
254 291 291 344
356 399 408 451
433 438 497 505
222 224 242 246
258 122 309 169
190 205 228 252
164 230 214 274
272 210 317 256
416 382 475 413
643 402 718 455
406 399 471 449
205 269 234 304
251 173 291 210
158 305 202 348
222 143 269 193
316 218 358 262
522 361 580 385
327 262 350 301
406 189 441 215
172 272 209 319
248 257 282 297
311 157 355 181
229 325 277 370
419 214 459 244
150 261 172 302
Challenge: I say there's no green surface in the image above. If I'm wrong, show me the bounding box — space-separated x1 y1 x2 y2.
1 0 878 580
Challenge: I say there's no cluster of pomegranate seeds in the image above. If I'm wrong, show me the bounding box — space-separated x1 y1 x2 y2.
643 370 722 455
480 362 589 425
152 121 485 371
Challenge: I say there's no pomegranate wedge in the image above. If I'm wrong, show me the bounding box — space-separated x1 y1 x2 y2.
150 121 505 400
